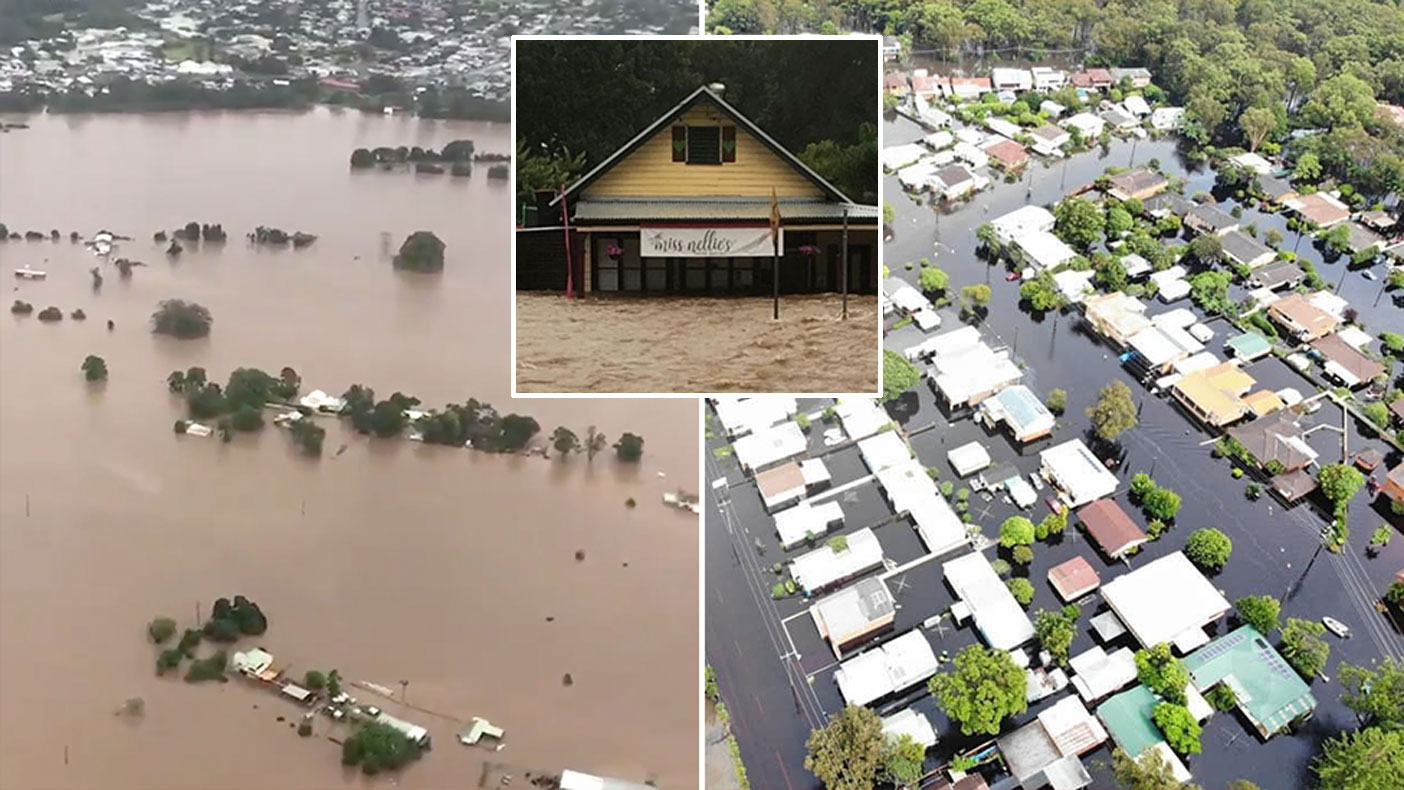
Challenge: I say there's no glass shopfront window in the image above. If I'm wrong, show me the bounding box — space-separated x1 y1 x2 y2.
684 259 707 290
733 259 754 290
708 258 730 290
594 235 641 292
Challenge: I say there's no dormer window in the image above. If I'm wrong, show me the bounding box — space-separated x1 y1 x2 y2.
673 125 736 165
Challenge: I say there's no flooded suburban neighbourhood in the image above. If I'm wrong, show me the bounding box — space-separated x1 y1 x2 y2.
0 109 698 789
706 45 1404 790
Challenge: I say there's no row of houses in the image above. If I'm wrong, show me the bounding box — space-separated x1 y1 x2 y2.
895 66 1153 102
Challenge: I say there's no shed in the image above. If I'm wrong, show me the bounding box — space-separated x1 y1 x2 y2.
1225 332 1272 361
774 500 846 549
948 441 993 477
732 421 807 473
881 708 938 749
1048 556 1101 601
790 527 884 594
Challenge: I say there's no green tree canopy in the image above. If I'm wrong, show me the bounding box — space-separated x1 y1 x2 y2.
1234 596 1281 635
1338 658 1404 730
1136 643 1189 705
882 350 919 402
999 515 1036 547
1185 528 1233 571
1054 197 1105 248
804 705 886 790
1313 726 1403 790
1152 702 1202 755
1281 618 1330 679
81 354 108 382
393 231 446 272
1087 379 1138 443
1034 606 1079 666
927 644 1028 736
1318 464 1366 509
151 299 213 339
918 265 949 294
614 432 644 462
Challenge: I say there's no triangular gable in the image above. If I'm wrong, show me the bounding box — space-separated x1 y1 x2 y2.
554 86 854 205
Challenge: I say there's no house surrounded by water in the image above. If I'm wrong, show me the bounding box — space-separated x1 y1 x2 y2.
520 85 879 295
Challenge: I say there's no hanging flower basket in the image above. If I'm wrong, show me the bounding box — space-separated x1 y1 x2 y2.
605 244 623 260
797 244 821 258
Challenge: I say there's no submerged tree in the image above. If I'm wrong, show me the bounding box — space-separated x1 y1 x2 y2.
551 427 581 456
392 231 446 272
151 299 213 339
1087 380 1138 443
927 644 1027 735
614 432 644 462
81 354 108 382
804 705 886 790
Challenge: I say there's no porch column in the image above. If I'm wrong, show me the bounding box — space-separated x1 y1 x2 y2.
581 233 592 294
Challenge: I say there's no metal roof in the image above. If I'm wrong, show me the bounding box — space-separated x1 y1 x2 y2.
1183 625 1317 737
572 197 879 223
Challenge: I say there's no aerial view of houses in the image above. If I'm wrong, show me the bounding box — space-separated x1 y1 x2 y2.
0 0 698 116
707 2 1404 790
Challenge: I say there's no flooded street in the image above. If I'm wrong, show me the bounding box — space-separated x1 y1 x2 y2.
0 109 698 790
516 293 880 394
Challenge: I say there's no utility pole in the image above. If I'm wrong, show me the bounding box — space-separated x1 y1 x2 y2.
399 679 408 705
841 205 850 320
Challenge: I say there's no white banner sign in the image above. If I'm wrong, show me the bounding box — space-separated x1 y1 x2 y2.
640 226 781 258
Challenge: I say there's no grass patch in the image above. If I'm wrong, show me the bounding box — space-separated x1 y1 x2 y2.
712 445 733 459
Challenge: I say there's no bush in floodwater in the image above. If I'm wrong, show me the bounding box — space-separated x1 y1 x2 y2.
392 231 446 272
37 306 62 321
147 617 177 644
184 650 228 682
614 432 644 462
10 300 33 315
341 721 422 775
151 299 213 339
289 418 325 456
81 354 108 382
298 719 313 737
156 647 184 675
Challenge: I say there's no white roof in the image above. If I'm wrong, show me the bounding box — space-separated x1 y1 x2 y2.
775 500 845 548
801 458 831 486
1152 308 1196 329
858 430 911 473
924 130 955 150
953 142 989 169
905 324 982 361
948 441 993 476
1121 254 1152 278
891 284 929 314
875 459 938 515
955 127 985 145
913 308 942 331
1122 95 1151 116
883 143 927 171
1307 290 1349 319
232 648 274 675
1053 269 1095 303
1173 351 1222 376
1039 695 1108 756
1009 476 1038 508
992 205 1056 243
837 398 890 440
713 397 797 437
1156 278 1191 302
1062 112 1105 136
909 495 968 556
1230 151 1273 175
1041 100 1067 116
812 577 894 647
1150 107 1185 130
733 421 807 471
931 344 1023 406
1100 551 1230 648
986 116 1023 139
298 389 345 410
1069 645 1138 701
943 551 1036 649
882 708 938 748
791 527 884 594
835 630 939 706
1129 326 1189 367
1014 230 1078 271
920 105 953 128
1039 439 1118 506
1336 325 1373 350
981 385 1056 438
898 163 939 192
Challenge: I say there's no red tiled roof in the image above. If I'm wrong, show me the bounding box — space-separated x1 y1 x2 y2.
1049 556 1101 600
985 139 1028 167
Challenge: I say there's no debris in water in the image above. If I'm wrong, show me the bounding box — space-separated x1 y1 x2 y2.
545 616 554 622
114 697 145 719
574 550 585 561
622 562 629 568
276 715 285 722
625 497 636 509
561 673 573 687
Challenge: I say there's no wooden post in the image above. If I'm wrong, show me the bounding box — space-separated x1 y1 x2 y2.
841 206 850 320
561 185 574 299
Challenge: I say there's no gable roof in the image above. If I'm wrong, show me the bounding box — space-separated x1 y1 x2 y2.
1077 499 1146 558
554 85 854 206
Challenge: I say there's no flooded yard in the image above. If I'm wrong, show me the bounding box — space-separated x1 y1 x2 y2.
515 293 880 394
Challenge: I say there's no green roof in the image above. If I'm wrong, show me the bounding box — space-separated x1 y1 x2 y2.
1182 625 1317 737
1096 685 1163 758
1227 332 1272 359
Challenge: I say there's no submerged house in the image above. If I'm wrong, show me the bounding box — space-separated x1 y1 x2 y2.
525 85 878 294
1183 626 1317 738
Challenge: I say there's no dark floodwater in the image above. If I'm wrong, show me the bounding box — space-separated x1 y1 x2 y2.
0 109 699 790
704 114 1404 790
879 113 1404 790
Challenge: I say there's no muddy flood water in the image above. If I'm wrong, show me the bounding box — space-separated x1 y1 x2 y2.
0 109 698 790
515 293 880 394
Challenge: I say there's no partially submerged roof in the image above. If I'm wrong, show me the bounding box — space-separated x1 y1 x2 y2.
1077 499 1146 559
1096 685 1164 758
812 577 894 647
1100 552 1230 649
1049 556 1101 601
1040 440 1119 507
1227 411 1317 471
834 629 939 706
881 708 938 749
1106 168 1167 197
1311 332 1385 385
944 550 1036 650
556 85 856 205
1183 625 1317 737
1225 331 1273 360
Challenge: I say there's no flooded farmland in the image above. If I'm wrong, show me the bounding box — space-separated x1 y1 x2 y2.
515 293 880 394
0 109 698 790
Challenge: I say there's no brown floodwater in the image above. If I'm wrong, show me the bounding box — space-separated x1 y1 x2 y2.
0 109 699 790
515 293 881 394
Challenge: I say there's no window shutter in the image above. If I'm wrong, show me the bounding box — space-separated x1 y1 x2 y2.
721 126 736 162
672 126 686 162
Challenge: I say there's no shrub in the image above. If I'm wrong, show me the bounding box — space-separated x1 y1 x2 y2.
1012 545 1034 565
1208 684 1238 712
1185 527 1233 571
151 299 213 338
1007 578 1035 606
147 617 177 644
1000 516 1036 547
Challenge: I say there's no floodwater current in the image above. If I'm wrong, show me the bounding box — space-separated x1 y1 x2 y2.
0 108 699 790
